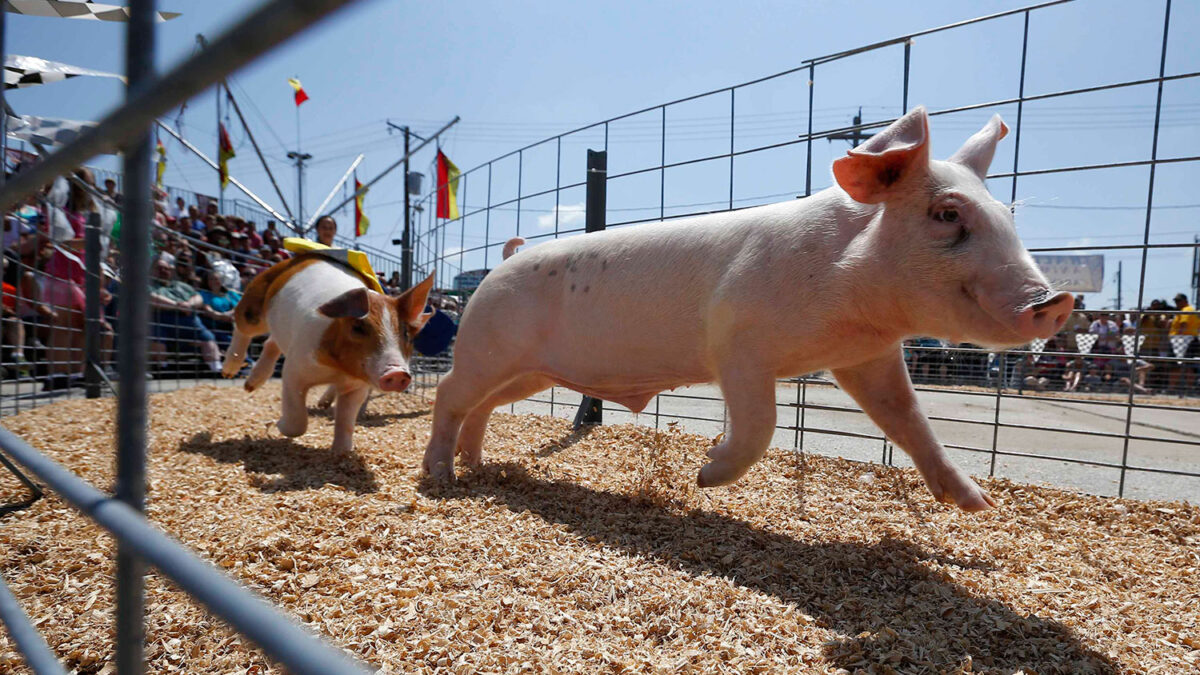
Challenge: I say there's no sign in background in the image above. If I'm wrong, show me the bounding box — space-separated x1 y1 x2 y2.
1033 255 1105 293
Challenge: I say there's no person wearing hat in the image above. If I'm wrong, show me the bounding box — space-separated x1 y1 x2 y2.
149 253 223 375
199 260 243 354
207 225 231 251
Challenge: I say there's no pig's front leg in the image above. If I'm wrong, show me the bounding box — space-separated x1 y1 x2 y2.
276 362 313 438
697 365 777 488
330 385 369 454
831 349 996 512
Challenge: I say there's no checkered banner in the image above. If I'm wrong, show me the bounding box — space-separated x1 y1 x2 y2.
5 54 124 90
1121 334 1146 357
1170 334 1195 359
5 113 119 154
1029 337 1047 363
1073 333 1098 355
4 0 180 22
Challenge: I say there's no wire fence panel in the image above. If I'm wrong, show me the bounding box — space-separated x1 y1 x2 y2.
408 0 1200 504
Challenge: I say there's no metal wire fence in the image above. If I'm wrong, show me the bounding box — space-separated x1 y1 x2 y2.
409 0 1200 503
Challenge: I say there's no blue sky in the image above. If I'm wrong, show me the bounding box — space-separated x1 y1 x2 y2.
6 0 1198 309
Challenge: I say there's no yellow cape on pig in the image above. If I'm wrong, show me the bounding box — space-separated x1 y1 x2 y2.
281 237 384 294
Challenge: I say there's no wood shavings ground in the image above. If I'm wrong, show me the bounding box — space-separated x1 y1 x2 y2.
0 382 1197 674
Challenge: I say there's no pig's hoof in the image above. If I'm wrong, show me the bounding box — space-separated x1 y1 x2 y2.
697 461 735 488
244 381 257 393
925 466 997 512
330 439 353 455
221 360 242 379
422 459 456 482
275 419 305 438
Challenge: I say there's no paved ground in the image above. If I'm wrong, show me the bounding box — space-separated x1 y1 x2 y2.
501 379 1200 504
5 373 1197 503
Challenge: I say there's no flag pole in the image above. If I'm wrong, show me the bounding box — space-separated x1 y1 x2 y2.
216 79 222 212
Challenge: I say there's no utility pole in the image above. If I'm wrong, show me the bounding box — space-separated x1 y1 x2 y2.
828 107 874 147
387 120 428 289
287 150 311 229
403 127 411 289
1115 261 1123 310
1192 235 1199 299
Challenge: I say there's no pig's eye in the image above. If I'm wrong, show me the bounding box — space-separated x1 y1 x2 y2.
351 321 368 337
933 207 960 223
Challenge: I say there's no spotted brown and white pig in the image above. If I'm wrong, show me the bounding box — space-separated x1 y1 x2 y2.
423 107 1074 512
222 254 434 454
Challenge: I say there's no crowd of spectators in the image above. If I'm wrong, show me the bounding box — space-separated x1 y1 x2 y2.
0 167 418 392
903 294 1200 397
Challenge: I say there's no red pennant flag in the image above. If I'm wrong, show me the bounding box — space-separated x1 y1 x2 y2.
354 177 370 237
288 77 309 107
436 150 460 220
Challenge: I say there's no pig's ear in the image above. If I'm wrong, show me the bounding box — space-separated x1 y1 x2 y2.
949 114 1008 179
397 273 436 328
832 106 930 204
317 287 370 319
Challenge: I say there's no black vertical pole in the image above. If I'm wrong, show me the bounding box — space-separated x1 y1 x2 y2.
573 149 606 429
805 64 814 196
0 6 6 190
117 0 154 672
84 212 101 399
402 126 412 290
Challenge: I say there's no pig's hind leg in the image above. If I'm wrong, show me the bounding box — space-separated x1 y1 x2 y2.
697 365 778 488
456 374 554 467
315 385 337 410
222 275 273 378
243 338 281 393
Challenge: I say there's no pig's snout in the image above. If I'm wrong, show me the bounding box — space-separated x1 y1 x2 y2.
378 368 412 392
1016 291 1074 339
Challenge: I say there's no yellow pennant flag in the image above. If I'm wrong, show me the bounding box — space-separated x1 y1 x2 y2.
155 138 167 188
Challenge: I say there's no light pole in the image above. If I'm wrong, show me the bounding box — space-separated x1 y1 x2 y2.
287 150 312 231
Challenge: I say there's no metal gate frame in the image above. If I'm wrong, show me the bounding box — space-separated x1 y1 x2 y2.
0 1 376 673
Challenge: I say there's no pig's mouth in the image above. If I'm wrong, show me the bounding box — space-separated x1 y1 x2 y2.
959 284 1033 347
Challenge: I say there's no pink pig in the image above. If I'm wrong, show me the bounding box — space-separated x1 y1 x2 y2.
222 254 434 454
423 107 1072 511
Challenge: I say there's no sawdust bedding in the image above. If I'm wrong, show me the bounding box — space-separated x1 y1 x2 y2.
0 382 1196 674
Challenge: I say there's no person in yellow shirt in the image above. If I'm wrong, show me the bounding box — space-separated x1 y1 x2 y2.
1168 293 1199 395
1169 293 1199 336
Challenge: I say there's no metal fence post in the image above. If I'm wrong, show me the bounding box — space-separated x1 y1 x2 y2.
84 212 102 399
573 149 606 429
115 1 155 671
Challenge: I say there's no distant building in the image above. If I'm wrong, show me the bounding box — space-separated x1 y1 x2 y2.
454 269 490 292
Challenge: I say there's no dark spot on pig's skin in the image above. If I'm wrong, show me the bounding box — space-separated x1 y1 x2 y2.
584 286 590 293
548 270 557 277
602 260 608 270
533 263 540 271
877 164 902 187
570 283 576 292
588 252 598 259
